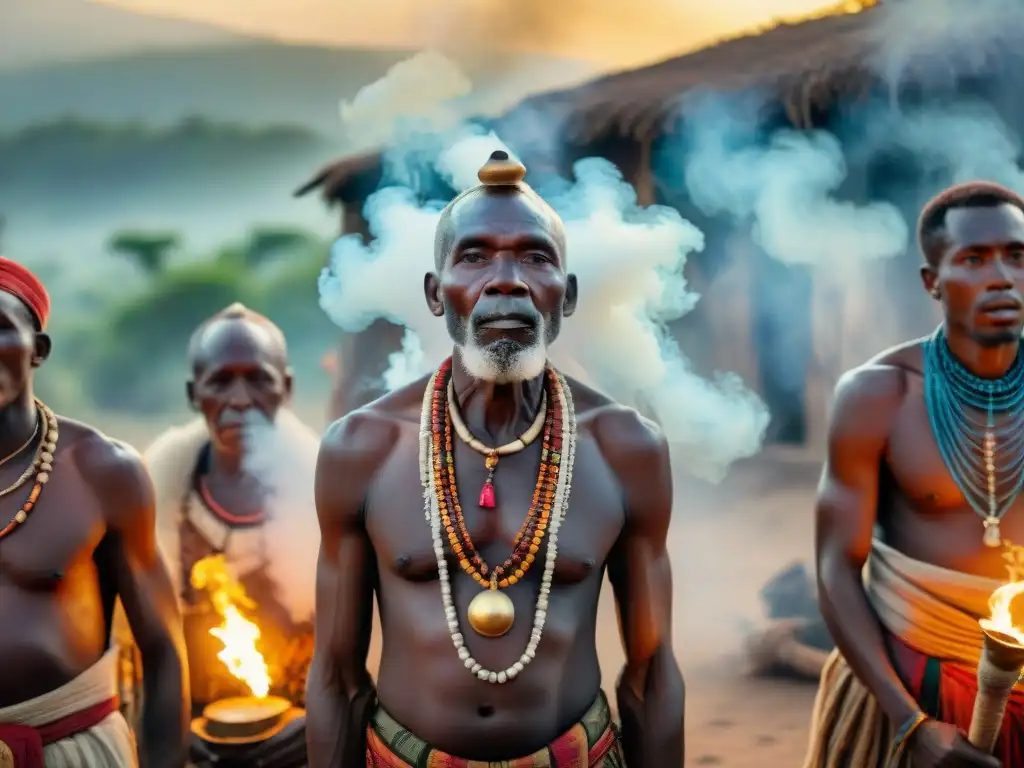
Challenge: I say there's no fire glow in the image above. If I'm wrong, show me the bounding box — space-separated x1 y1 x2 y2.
979 580 1024 645
190 555 272 699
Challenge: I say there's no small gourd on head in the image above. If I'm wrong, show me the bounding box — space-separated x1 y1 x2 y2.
477 150 527 187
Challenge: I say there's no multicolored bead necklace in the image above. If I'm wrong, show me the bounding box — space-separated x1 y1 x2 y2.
446 380 547 509
0 399 59 541
420 357 577 684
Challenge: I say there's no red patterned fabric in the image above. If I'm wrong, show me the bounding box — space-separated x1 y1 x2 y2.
0 257 50 329
890 635 1024 766
0 696 118 768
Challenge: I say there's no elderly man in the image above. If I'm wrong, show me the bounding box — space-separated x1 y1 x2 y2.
0 257 187 767
308 151 685 767
141 303 321 767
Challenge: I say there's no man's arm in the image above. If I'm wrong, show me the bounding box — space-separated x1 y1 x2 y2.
815 365 921 725
601 408 685 768
86 436 189 768
306 412 393 768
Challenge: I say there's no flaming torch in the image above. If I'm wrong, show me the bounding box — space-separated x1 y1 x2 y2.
189 555 295 746
970 580 1024 752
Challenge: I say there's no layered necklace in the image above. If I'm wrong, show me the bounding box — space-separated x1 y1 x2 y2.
0 399 59 540
420 357 577 684
924 327 1024 548
447 380 547 509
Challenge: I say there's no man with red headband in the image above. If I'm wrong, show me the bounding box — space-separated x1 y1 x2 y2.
0 257 189 767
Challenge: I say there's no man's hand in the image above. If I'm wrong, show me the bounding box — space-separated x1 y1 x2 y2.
912 720 1001 768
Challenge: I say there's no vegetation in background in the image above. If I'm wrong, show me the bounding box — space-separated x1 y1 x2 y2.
40 225 339 416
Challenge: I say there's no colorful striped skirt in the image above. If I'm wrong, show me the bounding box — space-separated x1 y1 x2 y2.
366 691 625 767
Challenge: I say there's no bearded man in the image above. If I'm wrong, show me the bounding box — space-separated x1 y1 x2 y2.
307 151 685 767
0 257 188 767
141 303 321 767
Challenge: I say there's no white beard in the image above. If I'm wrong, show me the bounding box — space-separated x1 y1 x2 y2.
458 332 548 384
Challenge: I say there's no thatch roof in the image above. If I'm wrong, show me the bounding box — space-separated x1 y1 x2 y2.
297 4 884 204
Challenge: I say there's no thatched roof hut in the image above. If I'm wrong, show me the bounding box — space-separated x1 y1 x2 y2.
306 0 1012 445
295 1 882 209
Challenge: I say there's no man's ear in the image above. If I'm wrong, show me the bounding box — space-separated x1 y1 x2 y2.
283 368 294 403
424 272 444 317
920 264 940 299
562 274 579 318
186 381 198 411
31 333 51 366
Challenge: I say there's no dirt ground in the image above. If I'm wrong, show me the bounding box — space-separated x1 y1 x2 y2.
104 413 824 767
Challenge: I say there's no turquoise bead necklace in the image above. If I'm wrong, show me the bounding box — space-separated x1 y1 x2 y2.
924 326 1024 547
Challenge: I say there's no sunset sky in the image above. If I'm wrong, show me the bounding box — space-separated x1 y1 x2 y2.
94 0 846 70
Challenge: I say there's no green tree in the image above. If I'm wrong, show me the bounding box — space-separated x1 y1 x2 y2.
107 230 180 275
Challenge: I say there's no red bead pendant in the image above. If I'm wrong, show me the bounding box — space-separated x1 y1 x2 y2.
479 481 496 509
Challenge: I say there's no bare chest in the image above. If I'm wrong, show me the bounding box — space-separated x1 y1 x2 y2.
0 468 106 590
885 391 1024 570
368 429 625 585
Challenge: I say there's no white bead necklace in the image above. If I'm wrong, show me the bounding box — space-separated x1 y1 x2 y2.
419 366 577 684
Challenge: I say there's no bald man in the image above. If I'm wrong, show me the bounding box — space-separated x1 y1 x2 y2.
308 152 683 767
138 304 321 767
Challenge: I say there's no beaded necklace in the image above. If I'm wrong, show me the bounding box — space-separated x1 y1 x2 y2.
446 380 547 509
924 326 1024 547
420 357 577 684
0 399 59 540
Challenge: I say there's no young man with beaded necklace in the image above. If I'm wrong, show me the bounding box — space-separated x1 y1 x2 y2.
307 152 684 767
0 257 188 767
804 181 1024 768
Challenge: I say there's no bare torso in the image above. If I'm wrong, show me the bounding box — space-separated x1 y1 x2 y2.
366 375 626 759
0 419 116 706
876 340 1024 579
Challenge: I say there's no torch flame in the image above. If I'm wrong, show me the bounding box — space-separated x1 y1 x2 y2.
190 554 271 699
979 580 1024 646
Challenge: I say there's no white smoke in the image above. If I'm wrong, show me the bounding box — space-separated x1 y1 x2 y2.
859 101 1024 196
338 50 473 153
683 98 908 268
319 131 769 481
870 0 1024 93
239 409 321 624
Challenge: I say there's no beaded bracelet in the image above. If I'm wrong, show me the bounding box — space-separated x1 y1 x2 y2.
886 711 929 767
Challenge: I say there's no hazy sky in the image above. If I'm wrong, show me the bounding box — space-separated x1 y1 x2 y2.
95 0 845 70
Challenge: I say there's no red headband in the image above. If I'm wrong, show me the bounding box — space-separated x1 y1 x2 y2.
0 257 50 330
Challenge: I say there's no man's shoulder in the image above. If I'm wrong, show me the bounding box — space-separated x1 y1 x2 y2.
319 375 429 468
566 377 669 509
565 375 664 452
829 344 920 439
60 417 151 503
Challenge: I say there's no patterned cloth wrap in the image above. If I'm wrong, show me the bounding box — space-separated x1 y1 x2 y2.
366 691 625 767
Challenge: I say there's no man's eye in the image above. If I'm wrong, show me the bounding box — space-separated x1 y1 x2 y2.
462 250 485 262
525 252 550 264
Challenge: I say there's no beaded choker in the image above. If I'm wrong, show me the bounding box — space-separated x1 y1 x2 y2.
924 326 1024 547
419 357 577 685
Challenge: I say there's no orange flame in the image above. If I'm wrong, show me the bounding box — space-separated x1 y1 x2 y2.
979 580 1024 645
190 554 271 698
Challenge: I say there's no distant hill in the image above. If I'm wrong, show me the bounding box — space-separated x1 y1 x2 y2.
0 43 416 134
1 0 242 72
0 41 597 135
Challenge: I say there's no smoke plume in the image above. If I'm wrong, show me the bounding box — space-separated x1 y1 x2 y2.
338 50 472 154
870 0 1024 93
319 136 768 480
680 95 908 269
239 408 322 624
